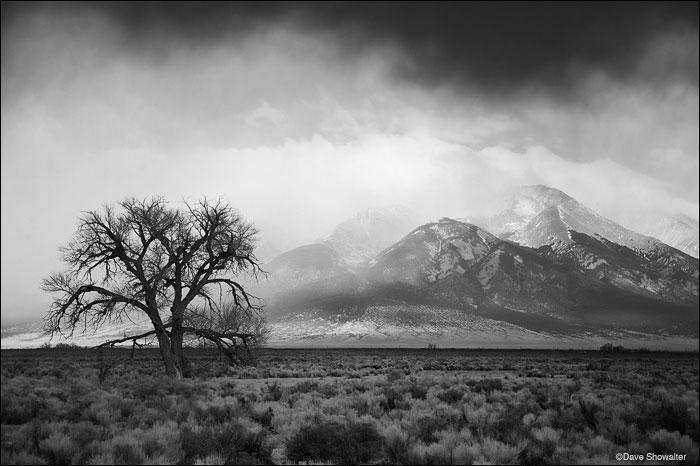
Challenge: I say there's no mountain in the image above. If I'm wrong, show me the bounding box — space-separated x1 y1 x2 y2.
320 205 416 266
264 243 346 289
463 185 698 304
257 188 698 347
364 218 577 313
251 243 365 312
619 212 699 258
466 185 655 249
253 206 415 310
266 216 698 343
465 185 573 241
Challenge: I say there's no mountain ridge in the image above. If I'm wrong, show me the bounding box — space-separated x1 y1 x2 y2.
260 186 698 342
3 186 697 349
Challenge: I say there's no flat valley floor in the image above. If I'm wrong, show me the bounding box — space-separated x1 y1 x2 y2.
1 347 698 465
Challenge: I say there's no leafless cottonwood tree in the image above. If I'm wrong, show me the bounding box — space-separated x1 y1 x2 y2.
42 196 267 379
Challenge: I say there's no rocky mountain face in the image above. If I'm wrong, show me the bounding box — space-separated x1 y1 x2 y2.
364 218 577 313
260 187 698 343
463 185 698 301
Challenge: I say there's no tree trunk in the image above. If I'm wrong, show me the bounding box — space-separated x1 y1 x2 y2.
154 327 182 379
170 318 191 378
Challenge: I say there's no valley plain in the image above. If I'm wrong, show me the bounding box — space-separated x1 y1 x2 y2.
1 347 698 465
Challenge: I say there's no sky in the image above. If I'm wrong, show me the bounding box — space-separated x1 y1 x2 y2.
2 2 698 326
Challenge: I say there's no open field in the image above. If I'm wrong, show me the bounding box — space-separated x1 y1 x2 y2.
1 347 698 464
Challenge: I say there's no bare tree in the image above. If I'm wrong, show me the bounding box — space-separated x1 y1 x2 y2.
42 196 266 379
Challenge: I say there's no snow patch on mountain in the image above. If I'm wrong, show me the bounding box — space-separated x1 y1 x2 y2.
268 306 557 343
266 306 698 350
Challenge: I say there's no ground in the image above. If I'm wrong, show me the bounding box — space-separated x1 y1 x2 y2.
1 347 698 465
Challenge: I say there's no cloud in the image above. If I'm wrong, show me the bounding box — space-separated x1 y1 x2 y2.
245 101 288 128
6 2 697 101
472 145 698 221
1 3 698 325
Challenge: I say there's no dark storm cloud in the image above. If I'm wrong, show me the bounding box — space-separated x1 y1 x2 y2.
4 1 697 96
299 1 699 96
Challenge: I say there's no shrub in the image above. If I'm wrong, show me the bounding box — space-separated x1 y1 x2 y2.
263 382 283 402
578 396 601 430
112 438 145 465
405 442 453 465
38 432 76 466
2 451 48 465
453 443 478 465
480 437 519 464
488 402 535 444
1 394 45 424
382 424 411 464
181 420 264 464
438 387 465 404
601 414 638 445
518 426 560 463
381 387 406 412
286 420 382 464
647 429 699 465
250 406 274 427
467 378 504 393
411 415 454 443
409 384 428 400
636 398 697 437
288 380 318 394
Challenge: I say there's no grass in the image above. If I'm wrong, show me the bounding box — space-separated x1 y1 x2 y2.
1 347 698 464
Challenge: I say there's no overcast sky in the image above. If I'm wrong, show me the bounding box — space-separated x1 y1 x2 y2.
2 2 698 325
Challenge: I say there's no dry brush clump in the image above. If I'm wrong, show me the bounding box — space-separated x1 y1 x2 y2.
1 347 698 465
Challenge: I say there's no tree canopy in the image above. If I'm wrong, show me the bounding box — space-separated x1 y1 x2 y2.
42 196 267 378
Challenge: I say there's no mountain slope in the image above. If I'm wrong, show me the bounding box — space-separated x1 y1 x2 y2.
268 217 698 338
464 185 698 296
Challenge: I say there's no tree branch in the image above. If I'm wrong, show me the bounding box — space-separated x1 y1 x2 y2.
94 328 161 349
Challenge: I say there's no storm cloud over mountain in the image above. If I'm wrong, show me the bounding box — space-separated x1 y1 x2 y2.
2 2 698 326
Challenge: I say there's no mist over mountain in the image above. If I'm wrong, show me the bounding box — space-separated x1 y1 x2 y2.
250 205 416 306
466 185 659 249
465 185 574 241
320 205 417 266
465 185 699 257
254 241 282 264
618 212 699 258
